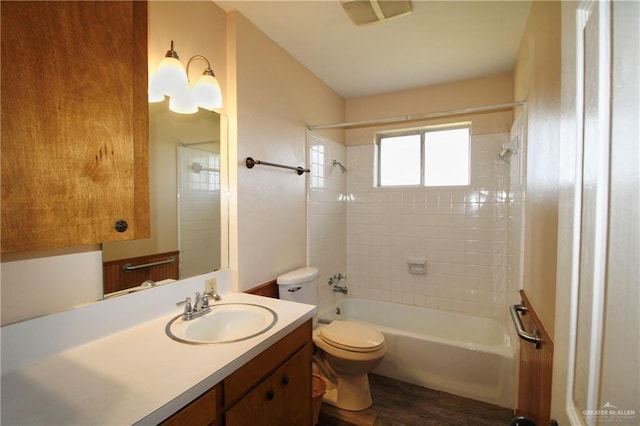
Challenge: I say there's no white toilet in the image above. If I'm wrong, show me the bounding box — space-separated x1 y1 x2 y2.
277 267 386 411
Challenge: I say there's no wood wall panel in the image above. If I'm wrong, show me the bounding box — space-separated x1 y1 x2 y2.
103 251 179 294
517 290 554 425
245 279 279 299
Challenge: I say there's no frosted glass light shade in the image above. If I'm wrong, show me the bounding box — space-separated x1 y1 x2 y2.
169 91 197 114
148 87 164 103
193 74 223 110
151 56 189 97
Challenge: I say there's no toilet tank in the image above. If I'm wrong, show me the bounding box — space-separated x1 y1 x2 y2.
277 267 318 305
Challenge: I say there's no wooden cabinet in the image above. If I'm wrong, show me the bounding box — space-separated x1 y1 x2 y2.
161 384 223 426
161 320 313 426
0 1 149 253
225 343 312 426
224 320 313 425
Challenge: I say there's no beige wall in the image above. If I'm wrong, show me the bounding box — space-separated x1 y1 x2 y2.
345 72 513 146
226 12 345 291
513 0 561 339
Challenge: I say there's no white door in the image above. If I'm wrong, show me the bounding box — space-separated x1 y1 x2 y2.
554 1 639 424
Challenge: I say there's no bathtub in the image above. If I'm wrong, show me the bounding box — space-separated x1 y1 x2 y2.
318 298 515 408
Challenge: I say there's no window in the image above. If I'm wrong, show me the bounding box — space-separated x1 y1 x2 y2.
376 125 470 187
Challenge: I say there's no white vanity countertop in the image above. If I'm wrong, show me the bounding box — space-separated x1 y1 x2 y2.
1 290 315 425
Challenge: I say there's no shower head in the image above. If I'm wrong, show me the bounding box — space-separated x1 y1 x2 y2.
192 162 204 173
332 159 347 173
497 147 514 161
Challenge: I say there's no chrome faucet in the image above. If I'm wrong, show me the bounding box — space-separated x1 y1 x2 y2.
332 285 348 295
193 292 204 311
177 291 221 321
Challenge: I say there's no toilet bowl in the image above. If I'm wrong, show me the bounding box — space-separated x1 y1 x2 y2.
276 267 386 411
312 321 386 411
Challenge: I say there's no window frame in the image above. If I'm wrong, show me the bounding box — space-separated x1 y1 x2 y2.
375 123 471 188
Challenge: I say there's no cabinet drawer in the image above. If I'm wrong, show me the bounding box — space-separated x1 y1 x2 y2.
224 320 311 406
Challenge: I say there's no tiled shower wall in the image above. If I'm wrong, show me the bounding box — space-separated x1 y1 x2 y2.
178 146 221 278
307 133 348 310
346 133 511 318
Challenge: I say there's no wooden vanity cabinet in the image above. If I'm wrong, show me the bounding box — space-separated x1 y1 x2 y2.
225 342 313 425
224 320 313 425
162 320 313 425
0 1 149 253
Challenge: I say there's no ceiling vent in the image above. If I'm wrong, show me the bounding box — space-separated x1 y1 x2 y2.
341 0 412 26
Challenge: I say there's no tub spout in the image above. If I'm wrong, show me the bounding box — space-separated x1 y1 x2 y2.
332 285 348 295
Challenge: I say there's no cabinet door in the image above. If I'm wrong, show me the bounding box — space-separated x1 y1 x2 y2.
271 343 312 425
0 1 149 253
225 343 312 426
161 384 222 426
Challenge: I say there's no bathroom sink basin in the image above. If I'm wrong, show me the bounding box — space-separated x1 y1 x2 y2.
166 303 278 344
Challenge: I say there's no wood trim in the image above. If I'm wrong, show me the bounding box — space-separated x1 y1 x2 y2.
102 251 179 294
245 279 279 299
517 290 554 425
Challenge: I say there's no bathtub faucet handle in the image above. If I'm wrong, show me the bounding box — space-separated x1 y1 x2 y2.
329 273 347 285
332 284 348 295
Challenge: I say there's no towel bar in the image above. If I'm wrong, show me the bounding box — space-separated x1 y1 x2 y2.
245 157 309 175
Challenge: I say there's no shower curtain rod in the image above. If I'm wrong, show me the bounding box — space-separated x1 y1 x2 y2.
180 140 218 146
307 100 527 130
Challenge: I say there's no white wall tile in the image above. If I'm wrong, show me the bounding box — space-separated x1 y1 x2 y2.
345 133 512 318
308 133 348 310
308 131 521 320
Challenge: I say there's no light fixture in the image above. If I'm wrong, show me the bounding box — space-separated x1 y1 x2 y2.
150 40 189 98
149 40 223 114
172 55 223 113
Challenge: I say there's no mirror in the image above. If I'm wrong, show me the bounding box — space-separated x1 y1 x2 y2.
101 101 227 297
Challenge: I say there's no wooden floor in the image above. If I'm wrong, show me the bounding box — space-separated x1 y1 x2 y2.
317 374 515 426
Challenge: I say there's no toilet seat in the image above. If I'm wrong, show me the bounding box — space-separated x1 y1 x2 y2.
319 321 385 353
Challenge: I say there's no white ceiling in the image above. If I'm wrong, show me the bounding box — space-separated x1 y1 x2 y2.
217 1 532 99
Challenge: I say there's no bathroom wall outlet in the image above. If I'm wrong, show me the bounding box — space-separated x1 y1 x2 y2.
205 278 217 294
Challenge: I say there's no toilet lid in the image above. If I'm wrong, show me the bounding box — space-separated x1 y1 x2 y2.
320 321 385 352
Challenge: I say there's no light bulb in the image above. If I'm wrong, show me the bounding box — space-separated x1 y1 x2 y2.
193 73 222 110
169 91 197 114
148 87 164 103
151 56 189 98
